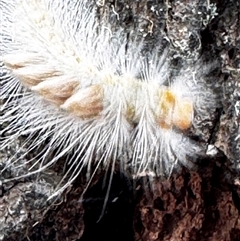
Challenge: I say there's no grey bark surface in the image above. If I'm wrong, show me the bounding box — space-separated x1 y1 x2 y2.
0 0 240 240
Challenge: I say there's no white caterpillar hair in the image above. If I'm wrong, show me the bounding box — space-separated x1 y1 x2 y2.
0 0 217 200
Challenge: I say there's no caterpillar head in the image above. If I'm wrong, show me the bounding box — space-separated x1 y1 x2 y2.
157 89 194 131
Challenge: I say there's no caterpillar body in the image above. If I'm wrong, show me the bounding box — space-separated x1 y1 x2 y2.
0 0 217 199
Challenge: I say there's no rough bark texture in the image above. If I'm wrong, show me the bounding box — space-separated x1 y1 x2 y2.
0 0 240 240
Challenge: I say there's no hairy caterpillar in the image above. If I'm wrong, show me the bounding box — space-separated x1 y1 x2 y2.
0 0 217 201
